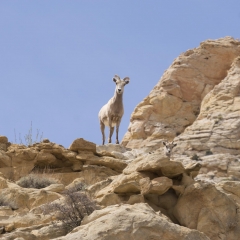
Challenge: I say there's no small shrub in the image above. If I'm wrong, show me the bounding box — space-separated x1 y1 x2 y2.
230 176 240 181
42 183 96 232
17 173 58 189
191 154 200 161
218 114 223 120
14 121 43 146
227 220 237 231
0 194 17 210
205 150 213 155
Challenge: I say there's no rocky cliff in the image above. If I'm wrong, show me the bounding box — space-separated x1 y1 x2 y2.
122 37 240 150
122 36 240 182
1 37 240 240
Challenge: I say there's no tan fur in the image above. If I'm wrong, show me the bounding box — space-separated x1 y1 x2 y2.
163 141 177 156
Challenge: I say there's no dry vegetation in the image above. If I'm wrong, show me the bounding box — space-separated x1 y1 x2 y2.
17 173 59 189
42 183 97 232
0 194 17 210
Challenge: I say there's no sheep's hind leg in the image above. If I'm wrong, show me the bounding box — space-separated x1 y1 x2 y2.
116 124 120 144
100 121 105 145
108 126 114 143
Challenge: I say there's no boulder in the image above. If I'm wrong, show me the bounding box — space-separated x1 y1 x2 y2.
69 138 96 153
76 153 127 173
123 151 184 177
0 136 8 144
96 172 154 198
139 176 173 195
55 203 209 240
0 136 9 152
174 182 240 240
96 143 131 159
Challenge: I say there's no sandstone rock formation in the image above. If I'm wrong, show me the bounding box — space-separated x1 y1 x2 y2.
174 182 240 240
121 36 240 182
0 135 212 239
56 203 210 240
173 56 240 181
1 37 240 240
122 37 240 152
0 137 127 182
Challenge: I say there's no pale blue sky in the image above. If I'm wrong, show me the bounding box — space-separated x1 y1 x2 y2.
0 1 239 147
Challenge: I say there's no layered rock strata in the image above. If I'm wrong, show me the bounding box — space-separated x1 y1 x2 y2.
122 37 240 152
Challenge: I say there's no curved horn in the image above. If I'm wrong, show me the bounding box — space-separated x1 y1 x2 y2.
113 75 120 83
123 77 130 84
114 75 120 80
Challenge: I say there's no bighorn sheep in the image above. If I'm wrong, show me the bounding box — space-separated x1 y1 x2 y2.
149 141 177 156
98 75 130 145
163 141 177 156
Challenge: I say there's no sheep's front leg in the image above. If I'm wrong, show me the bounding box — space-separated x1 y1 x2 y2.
116 117 121 144
100 121 105 145
116 124 120 144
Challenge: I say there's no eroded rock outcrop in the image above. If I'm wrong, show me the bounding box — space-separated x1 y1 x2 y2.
173 56 240 180
122 37 240 152
56 203 210 240
174 182 240 240
0 137 128 182
1 37 240 240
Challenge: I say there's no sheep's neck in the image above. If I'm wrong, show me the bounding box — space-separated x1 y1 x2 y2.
112 91 123 108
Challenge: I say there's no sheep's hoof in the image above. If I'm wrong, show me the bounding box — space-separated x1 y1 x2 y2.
116 141 119 144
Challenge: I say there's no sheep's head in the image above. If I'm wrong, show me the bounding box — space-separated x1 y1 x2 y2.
113 75 130 94
163 141 177 156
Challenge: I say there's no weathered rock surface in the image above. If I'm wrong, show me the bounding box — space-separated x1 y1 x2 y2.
96 143 132 160
139 176 173 195
0 138 122 182
173 56 240 179
0 136 10 152
76 153 127 173
55 203 209 240
0 180 62 234
1 37 240 240
123 151 185 177
122 37 240 153
174 182 240 240
69 138 96 153
94 150 202 225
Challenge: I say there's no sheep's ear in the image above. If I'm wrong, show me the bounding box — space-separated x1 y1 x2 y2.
173 143 177 147
113 75 120 83
163 141 166 146
123 77 130 85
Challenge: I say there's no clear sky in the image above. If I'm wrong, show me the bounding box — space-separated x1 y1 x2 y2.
0 1 239 147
